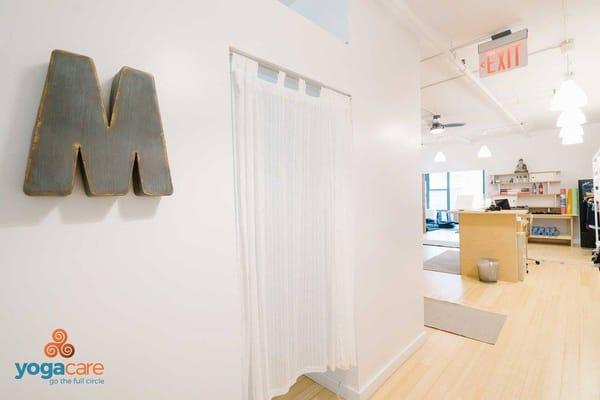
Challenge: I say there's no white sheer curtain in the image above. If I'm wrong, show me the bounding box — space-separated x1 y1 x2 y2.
230 53 356 400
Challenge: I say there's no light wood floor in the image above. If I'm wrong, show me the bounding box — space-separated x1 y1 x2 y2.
274 376 338 400
278 243 600 400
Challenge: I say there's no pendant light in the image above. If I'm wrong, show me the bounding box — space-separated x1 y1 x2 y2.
477 145 492 158
556 107 586 127
560 124 584 145
551 79 588 111
434 151 446 163
552 0 587 145
559 124 583 138
561 132 584 145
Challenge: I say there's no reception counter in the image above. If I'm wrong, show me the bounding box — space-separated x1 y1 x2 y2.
458 210 528 282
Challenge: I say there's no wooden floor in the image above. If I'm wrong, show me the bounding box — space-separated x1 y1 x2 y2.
278 243 600 400
273 376 338 400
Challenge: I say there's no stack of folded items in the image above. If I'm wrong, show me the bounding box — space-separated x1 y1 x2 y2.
531 226 561 236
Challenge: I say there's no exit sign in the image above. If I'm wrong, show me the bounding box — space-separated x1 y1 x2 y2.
478 29 528 78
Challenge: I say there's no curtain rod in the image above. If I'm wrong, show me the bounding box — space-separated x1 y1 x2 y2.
229 47 352 98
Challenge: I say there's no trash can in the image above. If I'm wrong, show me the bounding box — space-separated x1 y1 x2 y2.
477 258 499 283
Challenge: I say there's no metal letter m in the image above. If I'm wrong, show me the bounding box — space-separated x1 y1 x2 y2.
24 50 173 196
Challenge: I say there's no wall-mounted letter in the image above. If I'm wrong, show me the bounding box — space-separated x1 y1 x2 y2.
24 50 173 196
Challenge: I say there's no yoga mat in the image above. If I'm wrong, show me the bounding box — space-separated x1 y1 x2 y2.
424 250 460 275
424 297 507 345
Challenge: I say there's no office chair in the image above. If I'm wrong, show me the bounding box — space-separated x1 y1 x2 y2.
523 213 541 271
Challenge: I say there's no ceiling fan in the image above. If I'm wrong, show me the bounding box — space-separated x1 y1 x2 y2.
430 115 465 134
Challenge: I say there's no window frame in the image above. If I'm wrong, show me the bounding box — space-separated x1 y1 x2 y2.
425 172 450 211
425 170 486 211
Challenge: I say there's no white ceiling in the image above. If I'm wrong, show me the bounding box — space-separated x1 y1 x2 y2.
405 0 600 145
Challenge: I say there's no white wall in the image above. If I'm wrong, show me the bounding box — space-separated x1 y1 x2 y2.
422 124 600 188
422 124 600 242
0 1 423 399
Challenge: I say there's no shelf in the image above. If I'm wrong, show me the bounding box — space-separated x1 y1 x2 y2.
516 193 560 197
529 234 572 241
492 172 530 176
494 181 561 185
490 193 559 197
490 171 561 185
530 214 576 219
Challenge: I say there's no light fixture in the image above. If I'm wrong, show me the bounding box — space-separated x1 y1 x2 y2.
561 134 584 145
559 124 584 138
551 79 588 111
430 115 445 135
434 151 446 163
430 123 445 135
560 79 587 108
556 108 586 127
477 145 492 158
550 4 587 111
560 124 584 145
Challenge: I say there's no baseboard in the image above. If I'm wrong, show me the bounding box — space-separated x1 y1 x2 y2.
355 331 426 399
308 331 426 400
307 371 360 400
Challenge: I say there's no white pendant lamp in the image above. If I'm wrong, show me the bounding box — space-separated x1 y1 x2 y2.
552 1 587 145
551 79 588 111
560 124 584 145
559 124 584 138
561 79 588 108
434 151 446 163
550 79 588 111
561 133 584 145
477 145 492 158
556 108 586 127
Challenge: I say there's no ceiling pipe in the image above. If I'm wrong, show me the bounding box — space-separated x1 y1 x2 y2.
421 41 568 90
385 0 527 135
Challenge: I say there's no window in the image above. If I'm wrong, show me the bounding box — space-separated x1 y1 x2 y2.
449 170 485 210
279 0 349 43
425 172 449 210
425 170 485 211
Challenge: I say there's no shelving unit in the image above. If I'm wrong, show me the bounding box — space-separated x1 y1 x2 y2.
527 214 575 246
489 170 575 246
489 171 562 208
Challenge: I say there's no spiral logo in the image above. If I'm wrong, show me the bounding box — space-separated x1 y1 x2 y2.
44 328 75 358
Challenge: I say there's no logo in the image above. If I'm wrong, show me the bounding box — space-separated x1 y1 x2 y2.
44 329 75 358
14 328 105 386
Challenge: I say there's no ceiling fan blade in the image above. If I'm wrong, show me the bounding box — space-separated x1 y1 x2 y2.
443 123 466 128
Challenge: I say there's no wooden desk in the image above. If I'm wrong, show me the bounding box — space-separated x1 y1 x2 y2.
458 210 528 282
